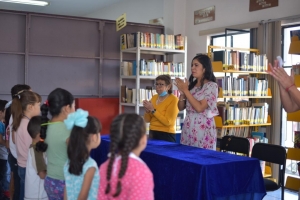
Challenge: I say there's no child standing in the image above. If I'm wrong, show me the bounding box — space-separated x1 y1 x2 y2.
35 88 74 200
25 116 48 200
12 91 42 200
98 113 154 200
0 100 9 200
63 109 101 200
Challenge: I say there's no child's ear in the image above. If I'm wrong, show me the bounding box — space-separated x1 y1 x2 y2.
140 134 147 146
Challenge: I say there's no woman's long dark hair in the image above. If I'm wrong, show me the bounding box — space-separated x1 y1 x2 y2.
188 54 216 91
36 88 74 152
67 116 101 175
105 113 146 197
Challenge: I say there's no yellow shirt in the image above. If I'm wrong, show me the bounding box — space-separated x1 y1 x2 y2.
144 94 179 134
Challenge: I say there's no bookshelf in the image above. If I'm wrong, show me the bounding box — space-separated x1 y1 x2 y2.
119 32 187 135
208 45 272 136
209 45 272 177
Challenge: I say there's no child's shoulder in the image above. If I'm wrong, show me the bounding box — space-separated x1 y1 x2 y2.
83 157 98 171
0 121 5 133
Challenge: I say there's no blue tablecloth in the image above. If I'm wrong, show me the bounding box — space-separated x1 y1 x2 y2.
92 135 266 200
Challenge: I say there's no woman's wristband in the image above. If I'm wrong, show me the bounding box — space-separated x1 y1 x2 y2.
286 84 295 92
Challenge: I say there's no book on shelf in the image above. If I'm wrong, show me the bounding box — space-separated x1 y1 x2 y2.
121 61 136 76
121 32 185 50
216 101 269 126
211 50 268 72
140 59 185 77
120 85 137 104
217 76 268 97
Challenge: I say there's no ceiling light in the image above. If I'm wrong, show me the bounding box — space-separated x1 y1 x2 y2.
0 0 49 6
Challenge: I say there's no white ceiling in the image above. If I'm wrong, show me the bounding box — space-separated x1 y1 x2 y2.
0 0 125 17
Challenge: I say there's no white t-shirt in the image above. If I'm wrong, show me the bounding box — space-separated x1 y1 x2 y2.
25 145 48 200
9 115 17 158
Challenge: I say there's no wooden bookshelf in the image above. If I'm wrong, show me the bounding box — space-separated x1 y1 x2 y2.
212 61 269 74
218 88 272 98
214 115 271 128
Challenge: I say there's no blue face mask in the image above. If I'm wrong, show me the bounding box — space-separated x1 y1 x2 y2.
159 91 168 97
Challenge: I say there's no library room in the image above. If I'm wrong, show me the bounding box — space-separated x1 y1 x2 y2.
0 0 300 199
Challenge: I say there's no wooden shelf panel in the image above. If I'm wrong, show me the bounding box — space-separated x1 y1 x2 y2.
287 110 300 122
219 95 272 98
121 47 185 55
212 61 268 74
120 103 136 106
294 75 300 87
218 88 272 98
121 76 186 80
208 45 260 53
214 116 271 128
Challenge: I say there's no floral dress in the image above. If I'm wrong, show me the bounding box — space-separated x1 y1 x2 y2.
180 82 219 150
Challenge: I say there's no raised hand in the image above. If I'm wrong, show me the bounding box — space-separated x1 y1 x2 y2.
267 60 294 89
174 78 189 94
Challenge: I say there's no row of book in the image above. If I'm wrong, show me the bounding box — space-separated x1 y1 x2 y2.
120 60 186 77
217 101 269 125
218 128 268 144
120 85 181 104
140 60 185 77
213 51 268 72
217 76 269 96
120 32 185 50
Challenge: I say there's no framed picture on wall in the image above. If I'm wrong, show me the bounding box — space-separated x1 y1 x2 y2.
194 6 215 25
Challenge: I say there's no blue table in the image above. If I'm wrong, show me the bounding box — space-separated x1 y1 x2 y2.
92 135 266 200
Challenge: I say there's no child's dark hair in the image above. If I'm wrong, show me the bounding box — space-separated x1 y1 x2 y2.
105 113 146 197
27 116 41 140
36 88 74 152
67 116 101 175
4 103 11 129
11 91 41 132
11 84 31 98
0 100 8 112
188 54 216 90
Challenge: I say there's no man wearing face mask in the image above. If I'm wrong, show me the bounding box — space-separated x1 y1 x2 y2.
143 75 179 142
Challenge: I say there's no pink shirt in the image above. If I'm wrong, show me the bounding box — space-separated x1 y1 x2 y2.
16 118 32 167
98 153 154 200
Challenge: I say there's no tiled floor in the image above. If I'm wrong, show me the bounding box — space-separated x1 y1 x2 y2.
263 189 298 200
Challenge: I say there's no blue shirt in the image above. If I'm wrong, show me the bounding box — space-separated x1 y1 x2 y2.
64 157 99 200
0 122 8 160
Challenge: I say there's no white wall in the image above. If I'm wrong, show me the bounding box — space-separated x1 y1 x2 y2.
185 0 300 67
85 0 163 24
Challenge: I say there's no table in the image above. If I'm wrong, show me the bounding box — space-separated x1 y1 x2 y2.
93 135 266 200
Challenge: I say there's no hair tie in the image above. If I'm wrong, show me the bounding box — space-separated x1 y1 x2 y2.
44 100 49 106
13 90 25 99
64 109 89 130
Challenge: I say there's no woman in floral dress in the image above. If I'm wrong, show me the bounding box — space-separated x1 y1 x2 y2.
174 54 219 150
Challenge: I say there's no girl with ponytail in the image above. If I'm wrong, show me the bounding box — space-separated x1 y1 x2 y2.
39 88 74 200
11 90 41 200
98 113 154 200
63 109 101 200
